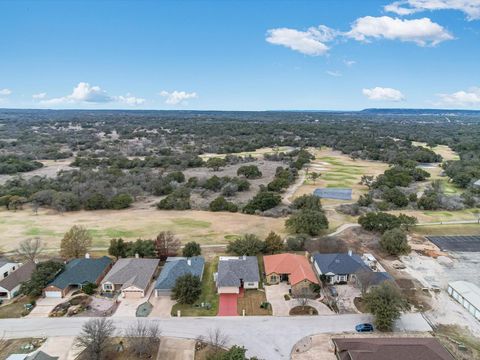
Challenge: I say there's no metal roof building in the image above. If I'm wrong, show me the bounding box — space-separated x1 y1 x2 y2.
447 281 480 321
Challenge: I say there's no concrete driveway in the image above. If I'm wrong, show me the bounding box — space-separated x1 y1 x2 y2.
265 283 291 316
37 336 75 360
149 295 176 317
113 283 155 317
27 297 65 318
157 337 195 360
266 283 334 316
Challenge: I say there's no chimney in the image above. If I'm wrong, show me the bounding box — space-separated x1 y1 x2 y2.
348 249 353 257
135 253 140 259
243 255 246 260
85 253 90 259
187 259 192 266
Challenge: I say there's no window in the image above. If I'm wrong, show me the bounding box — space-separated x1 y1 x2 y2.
3 272 8 278
270 275 277 282
104 284 113 291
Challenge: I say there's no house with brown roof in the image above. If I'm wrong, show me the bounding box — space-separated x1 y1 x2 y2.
0 261 36 300
332 337 454 360
263 253 318 297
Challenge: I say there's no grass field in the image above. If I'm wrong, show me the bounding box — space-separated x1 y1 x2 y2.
171 259 219 316
413 223 480 236
291 147 389 205
412 142 460 161
237 290 271 316
0 296 30 319
0 208 287 252
199 146 296 160
390 208 479 223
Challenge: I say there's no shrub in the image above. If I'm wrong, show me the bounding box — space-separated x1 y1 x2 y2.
380 228 411 255
237 165 262 179
209 196 238 212
109 193 133 209
243 191 281 214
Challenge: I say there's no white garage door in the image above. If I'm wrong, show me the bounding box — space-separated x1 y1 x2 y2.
45 291 62 298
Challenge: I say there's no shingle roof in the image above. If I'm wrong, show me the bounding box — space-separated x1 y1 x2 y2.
0 261 36 291
0 257 13 267
49 256 112 290
155 257 205 291
264 253 318 286
102 258 159 291
217 256 259 287
313 253 367 275
332 337 454 360
26 351 59 360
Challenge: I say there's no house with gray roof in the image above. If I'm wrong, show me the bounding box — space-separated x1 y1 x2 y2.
155 256 205 296
0 260 36 300
43 255 112 298
101 257 159 299
313 252 392 288
215 256 259 294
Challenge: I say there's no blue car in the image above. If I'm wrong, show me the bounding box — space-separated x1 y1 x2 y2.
355 323 374 332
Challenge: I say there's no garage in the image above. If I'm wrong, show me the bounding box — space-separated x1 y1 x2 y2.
122 287 144 299
44 290 62 298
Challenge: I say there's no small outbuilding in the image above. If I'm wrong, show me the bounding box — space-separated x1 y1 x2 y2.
447 281 480 321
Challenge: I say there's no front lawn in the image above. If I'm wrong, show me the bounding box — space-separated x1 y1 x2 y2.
0 296 32 319
289 305 318 315
171 259 219 316
237 289 271 316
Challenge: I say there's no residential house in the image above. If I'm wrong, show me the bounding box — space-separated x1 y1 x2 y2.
0 260 36 300
312 251 392 288
215 256 259 294
155 256 205 297
332 337 454 360
101 257 159 298
43 255 112 298
263 253 318 297
6 351 58 360
0 258 20 280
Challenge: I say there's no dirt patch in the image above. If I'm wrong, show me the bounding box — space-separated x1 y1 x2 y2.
435 325 480 360
353 297 368 313
290 306 318 315
237 290 271 316
0 158 74 185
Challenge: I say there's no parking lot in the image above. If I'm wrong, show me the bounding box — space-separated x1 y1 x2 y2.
426 235 480 252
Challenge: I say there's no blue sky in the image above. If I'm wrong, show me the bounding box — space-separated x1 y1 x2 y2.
0 0 479 110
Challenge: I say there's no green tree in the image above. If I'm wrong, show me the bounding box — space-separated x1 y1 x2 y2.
381 187 409 208
380 228 411 255
398 213 418 230
243 191 281 214
363 282 407 331
237 165 262 179
20 260 64 297
60 225 92 258
227 234 265 256
182 241 202 257
126 239 156 258
285 209 329 236
82 282 98 295
171 274 202 304
109 193 133 209
292 194 323 211
108 238 127 259
209 196 238 212
358 212 401 234
264 231 284 254
84 193 109 210
206 157 227 171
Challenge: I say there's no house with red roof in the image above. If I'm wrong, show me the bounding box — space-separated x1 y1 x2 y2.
263 253 319 297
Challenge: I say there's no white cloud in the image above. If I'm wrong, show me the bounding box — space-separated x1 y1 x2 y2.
159 90 198 105
265 25 337 56
32 92 47 99
385 0 480 20
116 94 146 106
346 16 453 46
0 88 12 96
326 70 342 77
362 87 406 101
41 82 112 105
437 87 480 106
343 59 356 67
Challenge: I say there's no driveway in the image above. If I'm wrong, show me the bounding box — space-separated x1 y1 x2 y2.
149 295 176 317
266 283 333 316
27 297 65 318
218 293 238 316
265 283 291 316
112 283 155 317
157 337 195 360
37 336 75 360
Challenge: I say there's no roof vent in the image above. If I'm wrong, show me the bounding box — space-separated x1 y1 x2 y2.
85 253 90 259
348 250 353 257
187 259 192 266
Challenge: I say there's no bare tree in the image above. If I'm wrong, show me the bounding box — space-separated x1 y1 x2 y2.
155 231 181 260
60 225 92 259
75 318 115 360
355 268 377 296
296 287 310 309
204 327 229 355
124 320 161 357
16 238 44 262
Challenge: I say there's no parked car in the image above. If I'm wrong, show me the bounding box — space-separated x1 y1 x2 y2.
329 286 338 297
355 323 374 332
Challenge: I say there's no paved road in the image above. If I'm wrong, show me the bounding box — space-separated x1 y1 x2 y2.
0 313 431 359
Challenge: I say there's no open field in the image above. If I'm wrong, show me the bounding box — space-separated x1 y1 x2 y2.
412 142 460 161
199 146 296 160
0 158 74 185
412 223 480 236
290 147 389 205
390 208 480 223
0 208 286 252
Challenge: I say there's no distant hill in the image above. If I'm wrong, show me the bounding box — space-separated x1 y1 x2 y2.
361 108 480 116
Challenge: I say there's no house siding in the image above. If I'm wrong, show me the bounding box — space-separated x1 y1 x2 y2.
266 273 280 285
